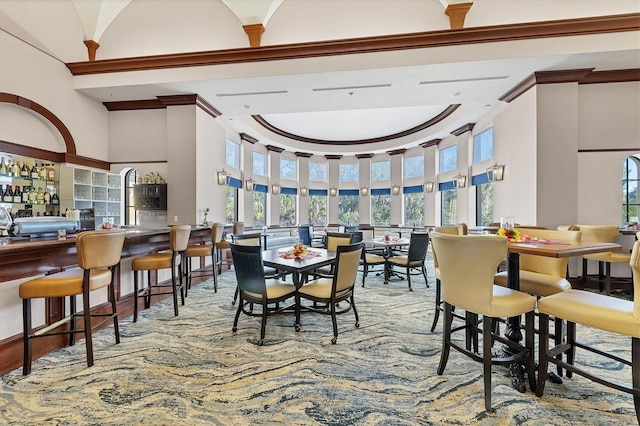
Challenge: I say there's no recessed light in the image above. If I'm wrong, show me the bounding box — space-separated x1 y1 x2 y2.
451 91 461 97
244 105 251 109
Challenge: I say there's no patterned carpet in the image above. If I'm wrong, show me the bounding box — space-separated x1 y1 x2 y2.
0 256 636 425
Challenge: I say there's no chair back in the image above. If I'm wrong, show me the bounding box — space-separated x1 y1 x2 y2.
232 233 261 246
516 228 581 277
325 232 353 251
170 225 192 252
407 232 430 263
211 222 224 244
230 243 266 296
557 225 580 231
576 224 619 243
76 230 126 270
349 231 364 244
430 232 507 313
631 240 640 320
333 242 364 294
233 221 245 235
298 225 312 245
431 226 466 268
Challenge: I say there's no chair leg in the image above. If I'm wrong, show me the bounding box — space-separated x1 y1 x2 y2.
108 273 120 344
566 321 576 379
581 258 588 290
82 282 94 368
184 257 192 298
171 266 179 317
554 316 564 376
430 279 441 332
421 264 429 288
133 270 139 322
211 252 218 293
351 294 360 328
524 310 536 393
69 294 77 346
259 302 267 346
330 301 339 344
178 260 185 306
632 337 640 425
362 264 367 287
22 298 32 375
604 261 611 296
145 271 152 309
406 266 412 291
437 303 452 375
232 296 242 332
482 315 493 412
536 313 550 397
598 261 605 292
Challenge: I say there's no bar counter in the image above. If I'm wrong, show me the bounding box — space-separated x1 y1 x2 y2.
0 225 212 375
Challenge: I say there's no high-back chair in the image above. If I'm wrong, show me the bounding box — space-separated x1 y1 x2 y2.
132 225 191 322
386 232 430 291
577 224 630 295
19 230 126 375
295 242 364 344
298 225 312 245
315 232 357 276
430 225 467 331
230 232 280 305
536 240 640 423
230 243 297 346
430 232 537 412
184 223 221 296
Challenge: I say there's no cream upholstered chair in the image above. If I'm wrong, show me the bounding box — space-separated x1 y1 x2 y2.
19 230 126 375
536 240 640 423
184 223 221 296
295 242 364 344
132 225 191 322
430 225 467 332
430 232 537 412
230 243 297 346
386 232 430 290
578 224 630 295
315 232 355 275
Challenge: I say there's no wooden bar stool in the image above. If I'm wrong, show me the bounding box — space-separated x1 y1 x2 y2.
184 223 222 296
132 225 191 322
19 230 126 375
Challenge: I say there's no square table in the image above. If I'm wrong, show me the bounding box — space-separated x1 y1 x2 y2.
368 237 410 283
262 246 336 288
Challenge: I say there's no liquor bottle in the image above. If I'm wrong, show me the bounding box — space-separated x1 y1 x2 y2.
36 187 44 204
0 157 6 176
22 186 29 203
3 184 13 203
47 164 55 181
13 185 21 203
10 160 19 177
44 189 51 204
20 161 29 178
28 187 36 204
30 162 39 179
38 162 47 180
51 189 60 205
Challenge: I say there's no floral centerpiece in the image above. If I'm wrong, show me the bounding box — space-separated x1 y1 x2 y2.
497 228 521 242
281 244 308 259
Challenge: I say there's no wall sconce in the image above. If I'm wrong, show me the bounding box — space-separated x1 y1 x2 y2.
486 163 505 182
245 178 254 191
217 169 228 185
329 187 338 197
271 183 281 194
391 185 401 195
425 181 435 193
453 174 467 189
299 186 308 196
360 186 369 196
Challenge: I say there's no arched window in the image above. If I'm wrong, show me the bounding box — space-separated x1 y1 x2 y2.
623 155 639 226
124 168 138 225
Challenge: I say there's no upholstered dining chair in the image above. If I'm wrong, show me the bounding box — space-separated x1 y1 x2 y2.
184 222 221 296
298 224 312 245
295 241 364 344
230 243 297 346
386 232 430 291
430 224 467 332
315 232 356 276
132 224 191 322
536 239 640 424
19 230 126 375
430 232 537 412
230 232 280 305
577 224 631 295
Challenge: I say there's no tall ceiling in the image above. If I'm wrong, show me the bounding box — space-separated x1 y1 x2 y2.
1 0 639 156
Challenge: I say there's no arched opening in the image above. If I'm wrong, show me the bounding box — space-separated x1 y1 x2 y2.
622 154 640 227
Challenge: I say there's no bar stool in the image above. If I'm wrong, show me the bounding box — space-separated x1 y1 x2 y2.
132 225 191 322
184 223 222 296
578 224 631 295
19 230 126 375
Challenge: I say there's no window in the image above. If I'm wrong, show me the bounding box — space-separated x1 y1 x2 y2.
441 189 457 226
473 128 494 163
403 186 424 227
308 190 328 225
280 159 297 181
338 190 359 226
279 190 297 226
439 145 457 173
339 163 359 183
225 185 236 224
226 139 240 169
371 160 391 181
623 156 639 226
124 169 138 225
476 182 493 226
403 156 424 179
252 186 267 227
371 189 391 226
253 152 267 176
309 162 328 182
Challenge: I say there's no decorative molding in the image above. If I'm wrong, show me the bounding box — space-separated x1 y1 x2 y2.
356 153 374 159
66 14 640 76
445 3 473 30
387 148 406 156
451 123 475 136
243 24 265 48
240 133 258 144
578 148 640 153
103 94 221 118
266 144 284 153
580 68 640 84
0 92 77 155
325 155 342 160
0 140 110 170
420 138 441 148
251 104 460 145
295 151 313 157
84 40 100 62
